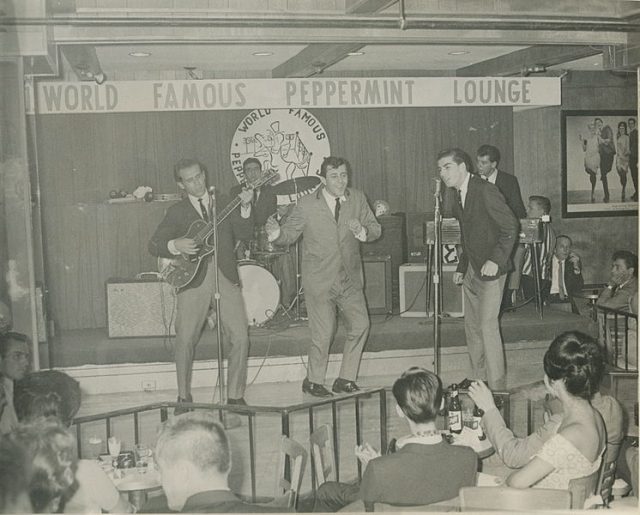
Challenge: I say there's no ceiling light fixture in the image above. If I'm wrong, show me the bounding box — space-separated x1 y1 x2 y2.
252 51 273 57
448 50 470 56
129 51 151 57
347 51 365 56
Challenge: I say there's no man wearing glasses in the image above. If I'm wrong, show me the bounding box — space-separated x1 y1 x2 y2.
0 332 31 435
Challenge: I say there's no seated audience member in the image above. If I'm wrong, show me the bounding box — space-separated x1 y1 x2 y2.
14 370 134 514
472 331 606 489
521 196 556 299
544 235 584 313
8 418 78 513
155 411 280 513
0 332 31 435
470 382 622 469
597 250 638 310
0 437 33 513
314 368 477 512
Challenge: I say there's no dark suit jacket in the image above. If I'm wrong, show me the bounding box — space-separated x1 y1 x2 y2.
630 128 638 160
542 257 584 300
494 170 527 219
274 186 381 296
230 183 277 227
181 490 282 513
148 195 253 291
452 175 519 279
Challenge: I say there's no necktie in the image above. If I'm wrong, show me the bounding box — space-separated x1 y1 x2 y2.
198 198 210 222
334 197 341 222
558 261 566 300
456 189 463 209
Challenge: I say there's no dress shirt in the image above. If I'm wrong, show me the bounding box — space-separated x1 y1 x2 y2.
549 255 567 295
168 193 250 255
484 169 498 184
0 377 18 435
458 172 471 208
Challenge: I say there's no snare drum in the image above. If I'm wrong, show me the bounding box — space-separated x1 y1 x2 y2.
238 261 280 326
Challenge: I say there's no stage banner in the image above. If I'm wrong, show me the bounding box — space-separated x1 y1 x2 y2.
27 77 561 115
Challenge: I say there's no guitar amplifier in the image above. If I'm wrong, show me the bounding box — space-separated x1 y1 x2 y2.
399 263 464 318
106 278 177 338
362 254 393 314
425 218 461 245
519 218 543 244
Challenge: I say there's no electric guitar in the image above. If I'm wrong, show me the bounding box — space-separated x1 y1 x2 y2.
158 169 278 289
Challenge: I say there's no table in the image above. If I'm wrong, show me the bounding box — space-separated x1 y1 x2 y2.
448 427 495 460
112 468 162 510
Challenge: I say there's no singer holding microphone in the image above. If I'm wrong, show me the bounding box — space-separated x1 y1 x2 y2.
436 149 519 390
149 159 255 414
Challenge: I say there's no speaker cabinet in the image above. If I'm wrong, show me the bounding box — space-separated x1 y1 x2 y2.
405 212 433 262
106 279 177 338
362 255 392 315
399 263 464 318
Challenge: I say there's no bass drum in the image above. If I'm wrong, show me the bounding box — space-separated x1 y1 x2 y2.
238 261 280 326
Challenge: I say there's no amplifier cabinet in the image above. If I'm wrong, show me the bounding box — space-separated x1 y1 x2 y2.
106 278 177 338
362 254 393 315
399 263 464 318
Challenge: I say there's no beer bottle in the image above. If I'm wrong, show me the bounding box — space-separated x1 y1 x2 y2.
472 404 486 440
447 384 463 434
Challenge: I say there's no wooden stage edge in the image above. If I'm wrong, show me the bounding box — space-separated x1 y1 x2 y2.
48 304 593 396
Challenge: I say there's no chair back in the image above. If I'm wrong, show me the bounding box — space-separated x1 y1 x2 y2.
459 487 571 511
275 435 307 510
310 424 336 486
597 458 617 508
568 468 600 509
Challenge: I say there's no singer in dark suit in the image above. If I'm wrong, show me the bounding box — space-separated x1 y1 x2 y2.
149 159 254 413
437 148 519 389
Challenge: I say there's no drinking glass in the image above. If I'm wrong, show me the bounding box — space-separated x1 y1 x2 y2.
134 444 151 474
107 436 121 466
87 435 103 460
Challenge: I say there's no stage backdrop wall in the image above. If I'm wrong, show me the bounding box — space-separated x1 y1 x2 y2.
35 106 513 330
514 72 638 284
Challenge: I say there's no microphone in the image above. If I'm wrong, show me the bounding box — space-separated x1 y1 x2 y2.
434 178 442 199
209 186 216 206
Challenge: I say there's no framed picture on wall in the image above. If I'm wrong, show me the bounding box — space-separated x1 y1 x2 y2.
562 109 638 218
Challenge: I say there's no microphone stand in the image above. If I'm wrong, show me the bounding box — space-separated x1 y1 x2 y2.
432 180 443 376
209 186 227 406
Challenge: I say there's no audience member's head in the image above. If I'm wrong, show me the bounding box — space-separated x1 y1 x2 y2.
155 411 231 511
15 370 81 427
0 437 33 513
554 235 572 261
392 367 443 425
610 250 637 284
527 195 551 218
0 332 31 383
543 331 604 402
476 144 500 178
8 419 78 513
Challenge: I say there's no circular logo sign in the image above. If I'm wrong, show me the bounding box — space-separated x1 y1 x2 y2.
230 108 331 186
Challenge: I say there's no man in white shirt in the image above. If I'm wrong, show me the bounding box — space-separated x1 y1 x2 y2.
544 235 584 313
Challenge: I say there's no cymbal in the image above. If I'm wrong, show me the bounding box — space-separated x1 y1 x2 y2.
271 176 321 196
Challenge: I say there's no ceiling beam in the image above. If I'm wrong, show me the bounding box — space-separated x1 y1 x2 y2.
456 45 603 76
272 43 365 77
346 0 399 15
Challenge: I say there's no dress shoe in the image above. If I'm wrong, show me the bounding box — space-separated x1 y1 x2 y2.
332 378 360 394
227 397 247 406
174 395 193 416
302 377 333 397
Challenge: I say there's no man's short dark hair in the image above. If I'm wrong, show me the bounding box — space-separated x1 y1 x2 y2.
173 159 204 182
613 250 638 277
392 367 443 424
242 157 261 170
319 156 351 178
628 118 636 125
156 412 231 475
0 332 29 359
476 144 501 165
15 371 82 427
436 148 474 174
529 195 551 215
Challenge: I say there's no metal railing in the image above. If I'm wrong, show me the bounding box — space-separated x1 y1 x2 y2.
596 305 638 373
71 387 387 502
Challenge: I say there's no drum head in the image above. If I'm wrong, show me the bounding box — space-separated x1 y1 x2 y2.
238 263 280 326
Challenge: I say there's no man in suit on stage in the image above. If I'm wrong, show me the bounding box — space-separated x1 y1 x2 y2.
265 156 381 397
149 159 254 413
476 145 527 307
543 235 584 313
437 148 519 390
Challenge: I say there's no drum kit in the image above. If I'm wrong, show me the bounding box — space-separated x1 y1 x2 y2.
238 175 321 327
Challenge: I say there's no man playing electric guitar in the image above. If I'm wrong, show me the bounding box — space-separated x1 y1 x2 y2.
149 158 255 414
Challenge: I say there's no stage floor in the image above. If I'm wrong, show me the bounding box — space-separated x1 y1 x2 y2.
49 303 593 368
